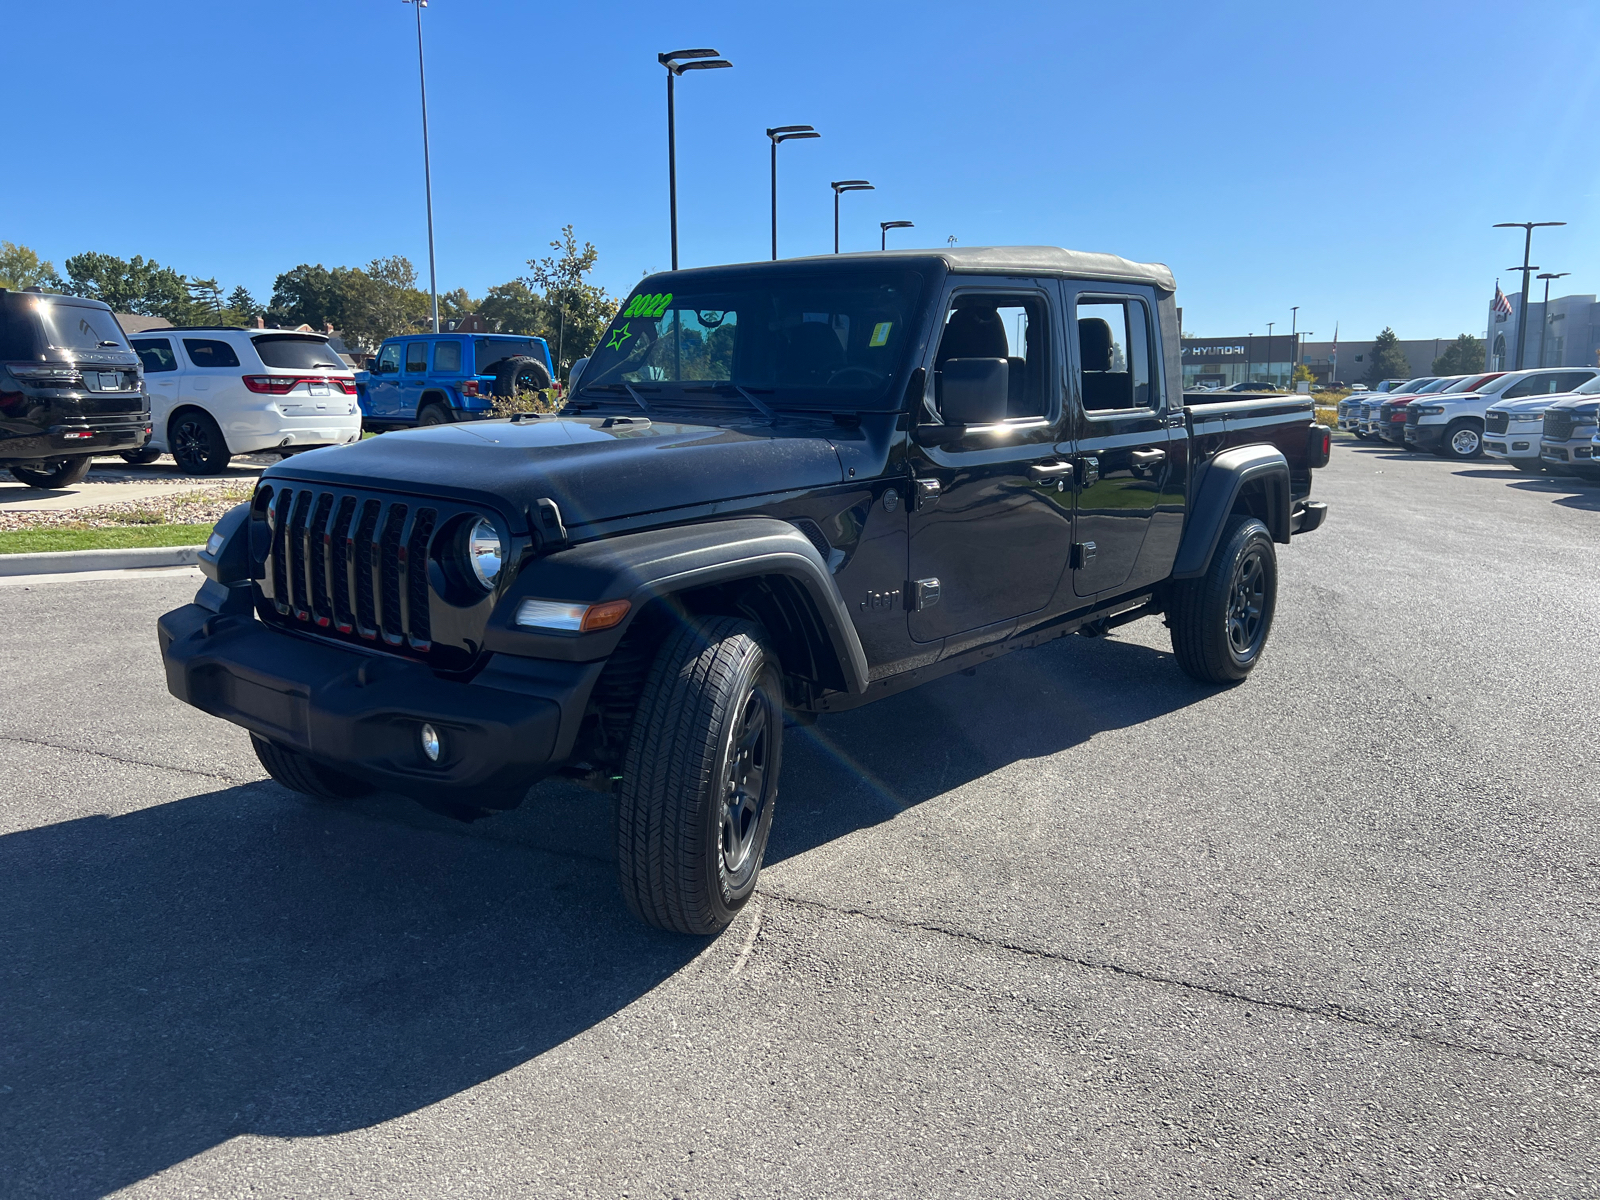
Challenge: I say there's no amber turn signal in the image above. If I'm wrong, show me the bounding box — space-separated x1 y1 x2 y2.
580 599 631 632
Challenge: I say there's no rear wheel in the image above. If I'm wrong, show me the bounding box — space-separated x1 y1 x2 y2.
120 447 162 465
615 617 782 935
251 734 374 802
171 410 231 474
9 456 94 488
1168 514 1278 685
1439 418 1483 460
417 402 452 426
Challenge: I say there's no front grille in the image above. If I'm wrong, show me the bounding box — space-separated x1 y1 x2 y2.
1544 412 1575 442
1485 411 1509 434
253 482 505 669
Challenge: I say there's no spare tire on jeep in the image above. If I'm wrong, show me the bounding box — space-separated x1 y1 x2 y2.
490 355 553 398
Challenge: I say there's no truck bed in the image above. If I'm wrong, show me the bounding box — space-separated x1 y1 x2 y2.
1184 393 1319 498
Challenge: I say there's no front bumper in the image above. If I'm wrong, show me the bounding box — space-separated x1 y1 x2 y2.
1379 421 1409 444
1483 431 1542 461
158 598 601 804
1541 440 1598 471
1404 423 1445 451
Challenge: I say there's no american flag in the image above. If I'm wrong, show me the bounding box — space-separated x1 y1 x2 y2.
1493 282 1513 321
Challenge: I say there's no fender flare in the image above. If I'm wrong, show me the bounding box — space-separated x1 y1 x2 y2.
1170 445 1290 580
484 518 871 695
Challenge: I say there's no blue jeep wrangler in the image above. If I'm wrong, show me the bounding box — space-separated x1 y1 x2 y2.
359 333 555 429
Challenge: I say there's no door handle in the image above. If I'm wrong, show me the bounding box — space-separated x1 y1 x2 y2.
1027 461 1073 482
1130 448 1166 469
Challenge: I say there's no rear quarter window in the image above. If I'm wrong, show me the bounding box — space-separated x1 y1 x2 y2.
183 339 241 368
132 339 178 372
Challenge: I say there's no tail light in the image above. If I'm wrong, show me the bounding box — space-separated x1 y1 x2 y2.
332 378 358 395
243 374 359 395
460 379 480 397
1309 424 1331 468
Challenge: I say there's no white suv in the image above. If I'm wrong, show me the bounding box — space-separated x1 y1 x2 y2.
127 328 362 474
1404 367 1600 461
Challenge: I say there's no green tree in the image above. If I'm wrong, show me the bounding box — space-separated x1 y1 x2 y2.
524 225 617 379
1431 333 1485 376
438 287 477 322
340 255 428 351
0 241 63 291
1364 327 1411 384
188 277 225 323
268 263 343 329
64 251 189 318
477 280 548 335
228 285 261 324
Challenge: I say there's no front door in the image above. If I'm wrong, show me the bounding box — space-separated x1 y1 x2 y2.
365 343 403 418
399 339 430 420
1067 288 1173 597
906 282 1075 644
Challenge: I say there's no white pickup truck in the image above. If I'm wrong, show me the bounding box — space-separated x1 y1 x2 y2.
1404 367 1600 460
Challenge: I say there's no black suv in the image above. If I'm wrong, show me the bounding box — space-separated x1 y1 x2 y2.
0 289 151 487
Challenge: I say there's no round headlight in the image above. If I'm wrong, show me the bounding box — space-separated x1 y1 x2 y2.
465 517 505 588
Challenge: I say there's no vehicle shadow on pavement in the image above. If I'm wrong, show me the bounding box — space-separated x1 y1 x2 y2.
1504 477 1600 509
0 782 700 1199
767 631 1207 864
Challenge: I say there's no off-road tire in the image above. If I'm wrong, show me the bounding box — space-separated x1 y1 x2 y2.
492 355 553 398
9 456 94 488
615 617 782 936
1168 514 1278 685
121 447 162 465
170 410 231 474
417 402 452 426
1438 418 1483 461
251 734 375 802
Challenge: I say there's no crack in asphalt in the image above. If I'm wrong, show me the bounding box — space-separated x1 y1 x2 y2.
759 888 1598 1082
0 732 250 784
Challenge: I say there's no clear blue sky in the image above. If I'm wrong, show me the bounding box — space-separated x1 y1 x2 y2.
9 0 1597 342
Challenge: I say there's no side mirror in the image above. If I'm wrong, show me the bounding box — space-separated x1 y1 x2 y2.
568 356 589 392
937 357 1009 425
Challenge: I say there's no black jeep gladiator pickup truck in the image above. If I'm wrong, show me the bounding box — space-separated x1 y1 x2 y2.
158 247 1330 935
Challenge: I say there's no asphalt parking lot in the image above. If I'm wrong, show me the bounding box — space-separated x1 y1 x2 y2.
2 442 1597 1199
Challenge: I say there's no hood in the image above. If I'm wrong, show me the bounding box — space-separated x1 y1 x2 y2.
1487 396 1553 414
260 414 846 533
1543 395 1599 415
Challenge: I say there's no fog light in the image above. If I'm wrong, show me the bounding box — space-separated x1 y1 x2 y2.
420 723 441 762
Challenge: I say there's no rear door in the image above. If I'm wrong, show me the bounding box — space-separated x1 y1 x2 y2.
1066 287 1174 597
905 278 1074 644
131 337 181 447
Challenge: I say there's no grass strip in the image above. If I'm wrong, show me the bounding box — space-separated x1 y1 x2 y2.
0 523 214 555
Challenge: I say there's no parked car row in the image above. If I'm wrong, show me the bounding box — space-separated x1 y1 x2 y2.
1335 366 1600 475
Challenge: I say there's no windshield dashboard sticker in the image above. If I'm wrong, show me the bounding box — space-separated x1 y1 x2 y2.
870 321 893 347
622 292 674 319
605 323 633 351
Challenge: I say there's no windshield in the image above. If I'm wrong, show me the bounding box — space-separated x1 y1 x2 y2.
1573 375 1600 394
579 268 926 409
37 301 129 352
252 335 347 370
1411 377 1455 394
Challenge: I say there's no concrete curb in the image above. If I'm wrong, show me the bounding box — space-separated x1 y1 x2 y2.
0 544 204 578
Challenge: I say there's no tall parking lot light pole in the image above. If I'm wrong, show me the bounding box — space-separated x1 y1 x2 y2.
1536 272 1569 367
1494 221 1565 369
1290 306 1299 362
766 126 820 260
831 181 873 253
403 0 439 333
660 49 732 271
880 220 914 250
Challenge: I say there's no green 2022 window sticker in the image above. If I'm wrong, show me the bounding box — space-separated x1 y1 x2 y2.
621 292 674 319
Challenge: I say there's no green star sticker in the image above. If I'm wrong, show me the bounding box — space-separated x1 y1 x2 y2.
605 322 632 351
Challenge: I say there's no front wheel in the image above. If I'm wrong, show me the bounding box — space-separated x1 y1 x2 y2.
1168 514 1278 685
615 617 782 935
251 734 374 802
9 456 94 488
1440 419 1483 460
121 447 162 465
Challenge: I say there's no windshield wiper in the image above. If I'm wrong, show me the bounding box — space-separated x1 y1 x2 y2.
580 382 654 413
683 382 776 419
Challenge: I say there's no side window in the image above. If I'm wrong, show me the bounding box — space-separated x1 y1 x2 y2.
182 338 240 368
405 342 428 373
1556 371 1595 392
132 338 177 372
376 344 401 374
433 340 462 373
1075 297 1155 414
933 292 1050 420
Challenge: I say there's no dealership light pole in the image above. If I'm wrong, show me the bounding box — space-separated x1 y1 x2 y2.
1290 306 1299 364
880 220 914 250
1494 221 1565 369
403 0 439 333
766 126 820 260
831 180 874 253
660 48 732 270
1536 271 1569 367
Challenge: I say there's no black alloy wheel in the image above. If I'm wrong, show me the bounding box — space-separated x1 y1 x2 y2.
170 410 231 475
9 456 94 489
1168 514 1278 685
616 616 783 935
